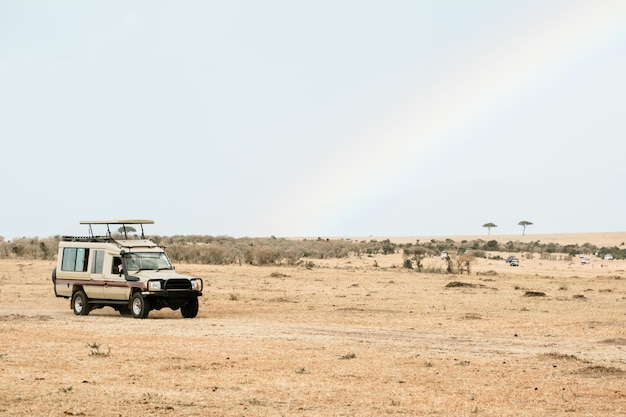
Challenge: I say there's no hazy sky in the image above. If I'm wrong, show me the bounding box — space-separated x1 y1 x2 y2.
2 1 626 239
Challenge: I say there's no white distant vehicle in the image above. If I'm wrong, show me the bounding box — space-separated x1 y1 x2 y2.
581 257 590 265
440 251 449 259
604 254 614 260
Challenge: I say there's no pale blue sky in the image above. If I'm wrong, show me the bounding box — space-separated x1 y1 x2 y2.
2 1 625 239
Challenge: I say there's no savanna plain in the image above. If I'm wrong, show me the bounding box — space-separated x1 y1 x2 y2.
1 232 626 416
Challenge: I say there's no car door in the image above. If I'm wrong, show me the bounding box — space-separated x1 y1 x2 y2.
88 250 106 299
102 255 131 301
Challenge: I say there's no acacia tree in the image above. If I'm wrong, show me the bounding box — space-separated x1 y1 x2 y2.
482 222 497 235
117 226 137 238
518 220 533 236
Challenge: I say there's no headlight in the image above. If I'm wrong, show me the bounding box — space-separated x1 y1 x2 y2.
148 280 162 291
190 278 203 291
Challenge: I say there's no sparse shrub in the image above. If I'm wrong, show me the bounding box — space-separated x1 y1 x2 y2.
87 342 110 357
339 352 356 360
485 240 499 250
523 291 546 297
446 281 477 288
575 365 625 376
540 352 582 361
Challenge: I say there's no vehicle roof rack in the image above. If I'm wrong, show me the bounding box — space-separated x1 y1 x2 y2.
79 219 154 239
61 235 115 243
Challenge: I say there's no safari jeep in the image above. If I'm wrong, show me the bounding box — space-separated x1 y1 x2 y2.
52 219 203 319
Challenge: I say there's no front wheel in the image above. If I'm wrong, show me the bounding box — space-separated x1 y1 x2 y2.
131 292 150 319
181 297 199 318
72 290 90 316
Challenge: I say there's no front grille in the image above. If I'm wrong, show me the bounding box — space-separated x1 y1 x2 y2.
165 279 192 290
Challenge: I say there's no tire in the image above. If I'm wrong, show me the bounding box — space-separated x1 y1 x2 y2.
72 290 90 316
181 297 199 318
131 292 150 319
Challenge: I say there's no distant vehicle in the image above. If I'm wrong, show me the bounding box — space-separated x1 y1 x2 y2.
604 254 614 260
509 258 519 266
52 219 204 319
505 256 516 264
581 257 590 265
440 251 449 259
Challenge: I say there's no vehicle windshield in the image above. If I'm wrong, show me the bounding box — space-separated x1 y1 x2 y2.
124 252 173 271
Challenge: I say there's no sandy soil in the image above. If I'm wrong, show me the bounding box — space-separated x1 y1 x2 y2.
1 232 626 416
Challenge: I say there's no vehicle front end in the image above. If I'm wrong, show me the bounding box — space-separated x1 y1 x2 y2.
121 249 204 318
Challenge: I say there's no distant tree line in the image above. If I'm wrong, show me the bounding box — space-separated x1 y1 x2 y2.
1 234 624 265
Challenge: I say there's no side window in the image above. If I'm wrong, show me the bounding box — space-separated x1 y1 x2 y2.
61 248 90 272
91 250 104 274
112 257 122 274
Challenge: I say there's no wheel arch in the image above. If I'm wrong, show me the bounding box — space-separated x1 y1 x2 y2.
71 284 85 295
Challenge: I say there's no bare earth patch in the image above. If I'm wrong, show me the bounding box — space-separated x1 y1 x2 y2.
1 244 626 416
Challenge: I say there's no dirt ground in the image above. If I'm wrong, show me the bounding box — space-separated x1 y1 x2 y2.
1 233 626 416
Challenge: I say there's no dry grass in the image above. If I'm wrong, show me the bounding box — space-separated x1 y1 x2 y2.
1 232 626 416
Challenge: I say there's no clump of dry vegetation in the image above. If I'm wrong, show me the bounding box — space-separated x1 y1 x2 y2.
87 342 111 357
575 366 626 377
523 291 546 297
446 281 481 288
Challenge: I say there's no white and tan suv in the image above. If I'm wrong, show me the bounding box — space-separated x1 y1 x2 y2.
52 219 203 319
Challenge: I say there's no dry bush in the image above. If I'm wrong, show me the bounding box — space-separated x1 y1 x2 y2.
524 291 546 297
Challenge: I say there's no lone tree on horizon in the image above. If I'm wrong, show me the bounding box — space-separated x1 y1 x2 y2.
482 222 497 235
518 220 533 235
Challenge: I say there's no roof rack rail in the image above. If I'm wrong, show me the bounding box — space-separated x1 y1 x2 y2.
61 235 116 243
79 219 154 239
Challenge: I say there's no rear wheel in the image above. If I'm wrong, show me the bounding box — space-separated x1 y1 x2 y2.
72 290 90 316
131 292 150 319
181 297 199 318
